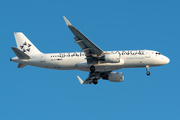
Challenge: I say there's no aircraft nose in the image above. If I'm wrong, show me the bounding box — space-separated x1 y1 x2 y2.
164 56 170 64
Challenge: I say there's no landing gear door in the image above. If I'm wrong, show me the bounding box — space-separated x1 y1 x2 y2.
145 50 150 58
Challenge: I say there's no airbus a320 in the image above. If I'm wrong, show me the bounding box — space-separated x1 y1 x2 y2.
10 16 170 84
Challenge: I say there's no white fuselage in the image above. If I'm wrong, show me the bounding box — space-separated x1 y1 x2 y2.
11 50 170 72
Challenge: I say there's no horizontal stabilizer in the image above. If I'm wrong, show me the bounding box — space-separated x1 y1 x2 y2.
11 47 31 59
18 63 27 68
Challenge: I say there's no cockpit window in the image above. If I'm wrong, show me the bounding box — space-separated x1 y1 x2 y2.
156 52 161 55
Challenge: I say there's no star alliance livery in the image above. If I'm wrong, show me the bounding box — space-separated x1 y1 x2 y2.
10 16 170 84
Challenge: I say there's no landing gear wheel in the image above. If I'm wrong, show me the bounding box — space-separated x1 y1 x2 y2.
93 78 98 85
90 65 95 72
146 65 150 76
147 71 150 76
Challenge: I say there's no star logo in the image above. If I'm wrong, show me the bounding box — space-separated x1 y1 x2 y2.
20 42 32 52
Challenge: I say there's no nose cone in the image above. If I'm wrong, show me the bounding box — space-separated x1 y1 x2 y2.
164 56 170 64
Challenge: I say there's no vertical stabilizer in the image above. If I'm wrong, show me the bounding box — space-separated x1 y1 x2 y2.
14 32 42 55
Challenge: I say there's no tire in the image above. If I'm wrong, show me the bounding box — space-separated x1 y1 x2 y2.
90 65 95 72
93 78 98 84
147 71 150 76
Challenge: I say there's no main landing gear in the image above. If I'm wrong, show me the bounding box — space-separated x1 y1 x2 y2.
146 65 150 76
90 65 95 73
90 65 98 84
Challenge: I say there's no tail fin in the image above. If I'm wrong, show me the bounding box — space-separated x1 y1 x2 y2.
14 32 42 55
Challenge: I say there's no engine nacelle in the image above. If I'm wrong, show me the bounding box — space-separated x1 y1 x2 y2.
100 53 120 63
103 72 124 82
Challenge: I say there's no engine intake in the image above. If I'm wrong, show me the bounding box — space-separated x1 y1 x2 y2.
103 72 124 82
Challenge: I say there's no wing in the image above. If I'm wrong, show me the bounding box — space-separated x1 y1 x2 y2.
63 16 103 56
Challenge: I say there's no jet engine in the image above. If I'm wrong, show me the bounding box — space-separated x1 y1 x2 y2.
103 72 124 82
99 53 120 63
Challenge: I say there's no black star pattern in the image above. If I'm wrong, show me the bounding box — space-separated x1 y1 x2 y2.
20 45 24 49
20 42 32 52
22 49 26 52
26 48 30 52
28 44 31 47
23 42 27 45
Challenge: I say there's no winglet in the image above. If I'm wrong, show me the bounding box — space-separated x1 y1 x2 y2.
63 16 72 26
77 76 84 84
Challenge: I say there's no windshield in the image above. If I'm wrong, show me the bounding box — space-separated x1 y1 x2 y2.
156 52 161 55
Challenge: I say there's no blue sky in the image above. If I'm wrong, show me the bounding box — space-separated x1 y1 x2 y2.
1 0 179 120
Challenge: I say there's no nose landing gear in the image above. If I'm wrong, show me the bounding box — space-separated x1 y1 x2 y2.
147 71 150 76
146 65 150 76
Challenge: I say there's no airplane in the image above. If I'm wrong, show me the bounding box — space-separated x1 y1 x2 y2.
10 16 170 85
